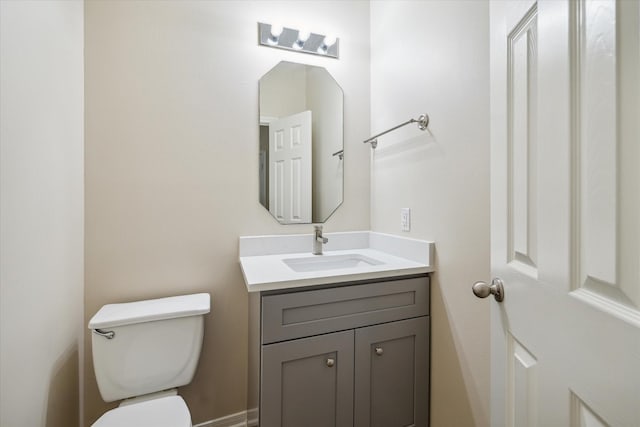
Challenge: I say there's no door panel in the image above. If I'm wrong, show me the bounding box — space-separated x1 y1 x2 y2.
354 317 429 427
508 3 538 277
261 330 354 427
572 0 640 321
506 334 537 427
268 110 312 224
490 1 640 426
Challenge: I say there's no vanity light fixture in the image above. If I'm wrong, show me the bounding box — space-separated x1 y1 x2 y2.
258 22 339 59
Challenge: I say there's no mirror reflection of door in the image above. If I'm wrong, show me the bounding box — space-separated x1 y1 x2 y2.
268 111 312 224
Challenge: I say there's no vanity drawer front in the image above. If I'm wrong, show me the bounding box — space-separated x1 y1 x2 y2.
262 276 429 344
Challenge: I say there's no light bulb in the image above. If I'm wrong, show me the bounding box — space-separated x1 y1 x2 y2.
323 35 337 47
294 30 310 49
297 30 310 42
270 24 283 38
317 35 337 54
268 23 283 45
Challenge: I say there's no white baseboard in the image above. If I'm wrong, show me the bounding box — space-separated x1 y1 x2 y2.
192 410 246 427
246 408 259 427
193 408 258 427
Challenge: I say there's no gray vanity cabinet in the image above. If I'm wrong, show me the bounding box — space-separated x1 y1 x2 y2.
259 275 430 427
261 330 354 427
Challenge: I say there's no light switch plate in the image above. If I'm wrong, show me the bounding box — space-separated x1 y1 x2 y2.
401 208 411 232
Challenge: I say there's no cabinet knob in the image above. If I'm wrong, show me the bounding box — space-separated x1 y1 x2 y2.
326 358 335 367
375 347 384 356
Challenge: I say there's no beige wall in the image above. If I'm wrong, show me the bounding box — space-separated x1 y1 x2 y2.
0 1 85 426
370 1 491 426
84 1 370 425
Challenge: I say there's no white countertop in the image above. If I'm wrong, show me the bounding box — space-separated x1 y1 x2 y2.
239 231 435 293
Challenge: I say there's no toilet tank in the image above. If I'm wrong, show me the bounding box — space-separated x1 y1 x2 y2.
89 293 210 402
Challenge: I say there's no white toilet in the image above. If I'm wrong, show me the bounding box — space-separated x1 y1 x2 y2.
88 293 210 427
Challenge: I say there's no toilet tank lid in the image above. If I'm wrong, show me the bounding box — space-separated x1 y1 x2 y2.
89 293 210 329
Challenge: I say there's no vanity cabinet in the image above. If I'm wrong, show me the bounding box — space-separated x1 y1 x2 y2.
259 275 430 427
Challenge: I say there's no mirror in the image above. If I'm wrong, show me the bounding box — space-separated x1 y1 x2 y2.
259 61 344 224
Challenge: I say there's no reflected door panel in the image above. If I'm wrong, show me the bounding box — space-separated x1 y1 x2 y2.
268 111 312 224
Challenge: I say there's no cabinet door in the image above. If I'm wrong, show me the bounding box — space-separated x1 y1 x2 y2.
261 330 354 427
354 317 429 427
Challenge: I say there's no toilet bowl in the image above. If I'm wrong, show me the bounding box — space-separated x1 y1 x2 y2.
88 293 210 427
91 395 191 427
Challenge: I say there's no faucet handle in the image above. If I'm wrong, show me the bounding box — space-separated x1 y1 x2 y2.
312 225 328 255
314 225 328 242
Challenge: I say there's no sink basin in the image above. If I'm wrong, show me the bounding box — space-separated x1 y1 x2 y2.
283 253 384 273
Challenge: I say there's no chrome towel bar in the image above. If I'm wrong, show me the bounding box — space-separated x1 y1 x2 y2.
363 113 429 149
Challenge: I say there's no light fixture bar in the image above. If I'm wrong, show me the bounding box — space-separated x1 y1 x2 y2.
258 22 339 59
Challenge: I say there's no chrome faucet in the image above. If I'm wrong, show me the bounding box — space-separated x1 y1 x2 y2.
312 225 329 255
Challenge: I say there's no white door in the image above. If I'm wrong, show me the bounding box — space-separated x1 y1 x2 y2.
488 1 640 426
268 110 312 224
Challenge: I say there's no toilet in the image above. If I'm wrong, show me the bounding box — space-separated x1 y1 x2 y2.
88 293 210 427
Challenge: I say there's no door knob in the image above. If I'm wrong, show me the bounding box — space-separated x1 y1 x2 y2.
472 278 505 302
326 358 335 367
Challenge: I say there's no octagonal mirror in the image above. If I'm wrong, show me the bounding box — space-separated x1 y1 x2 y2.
259 61 344 224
